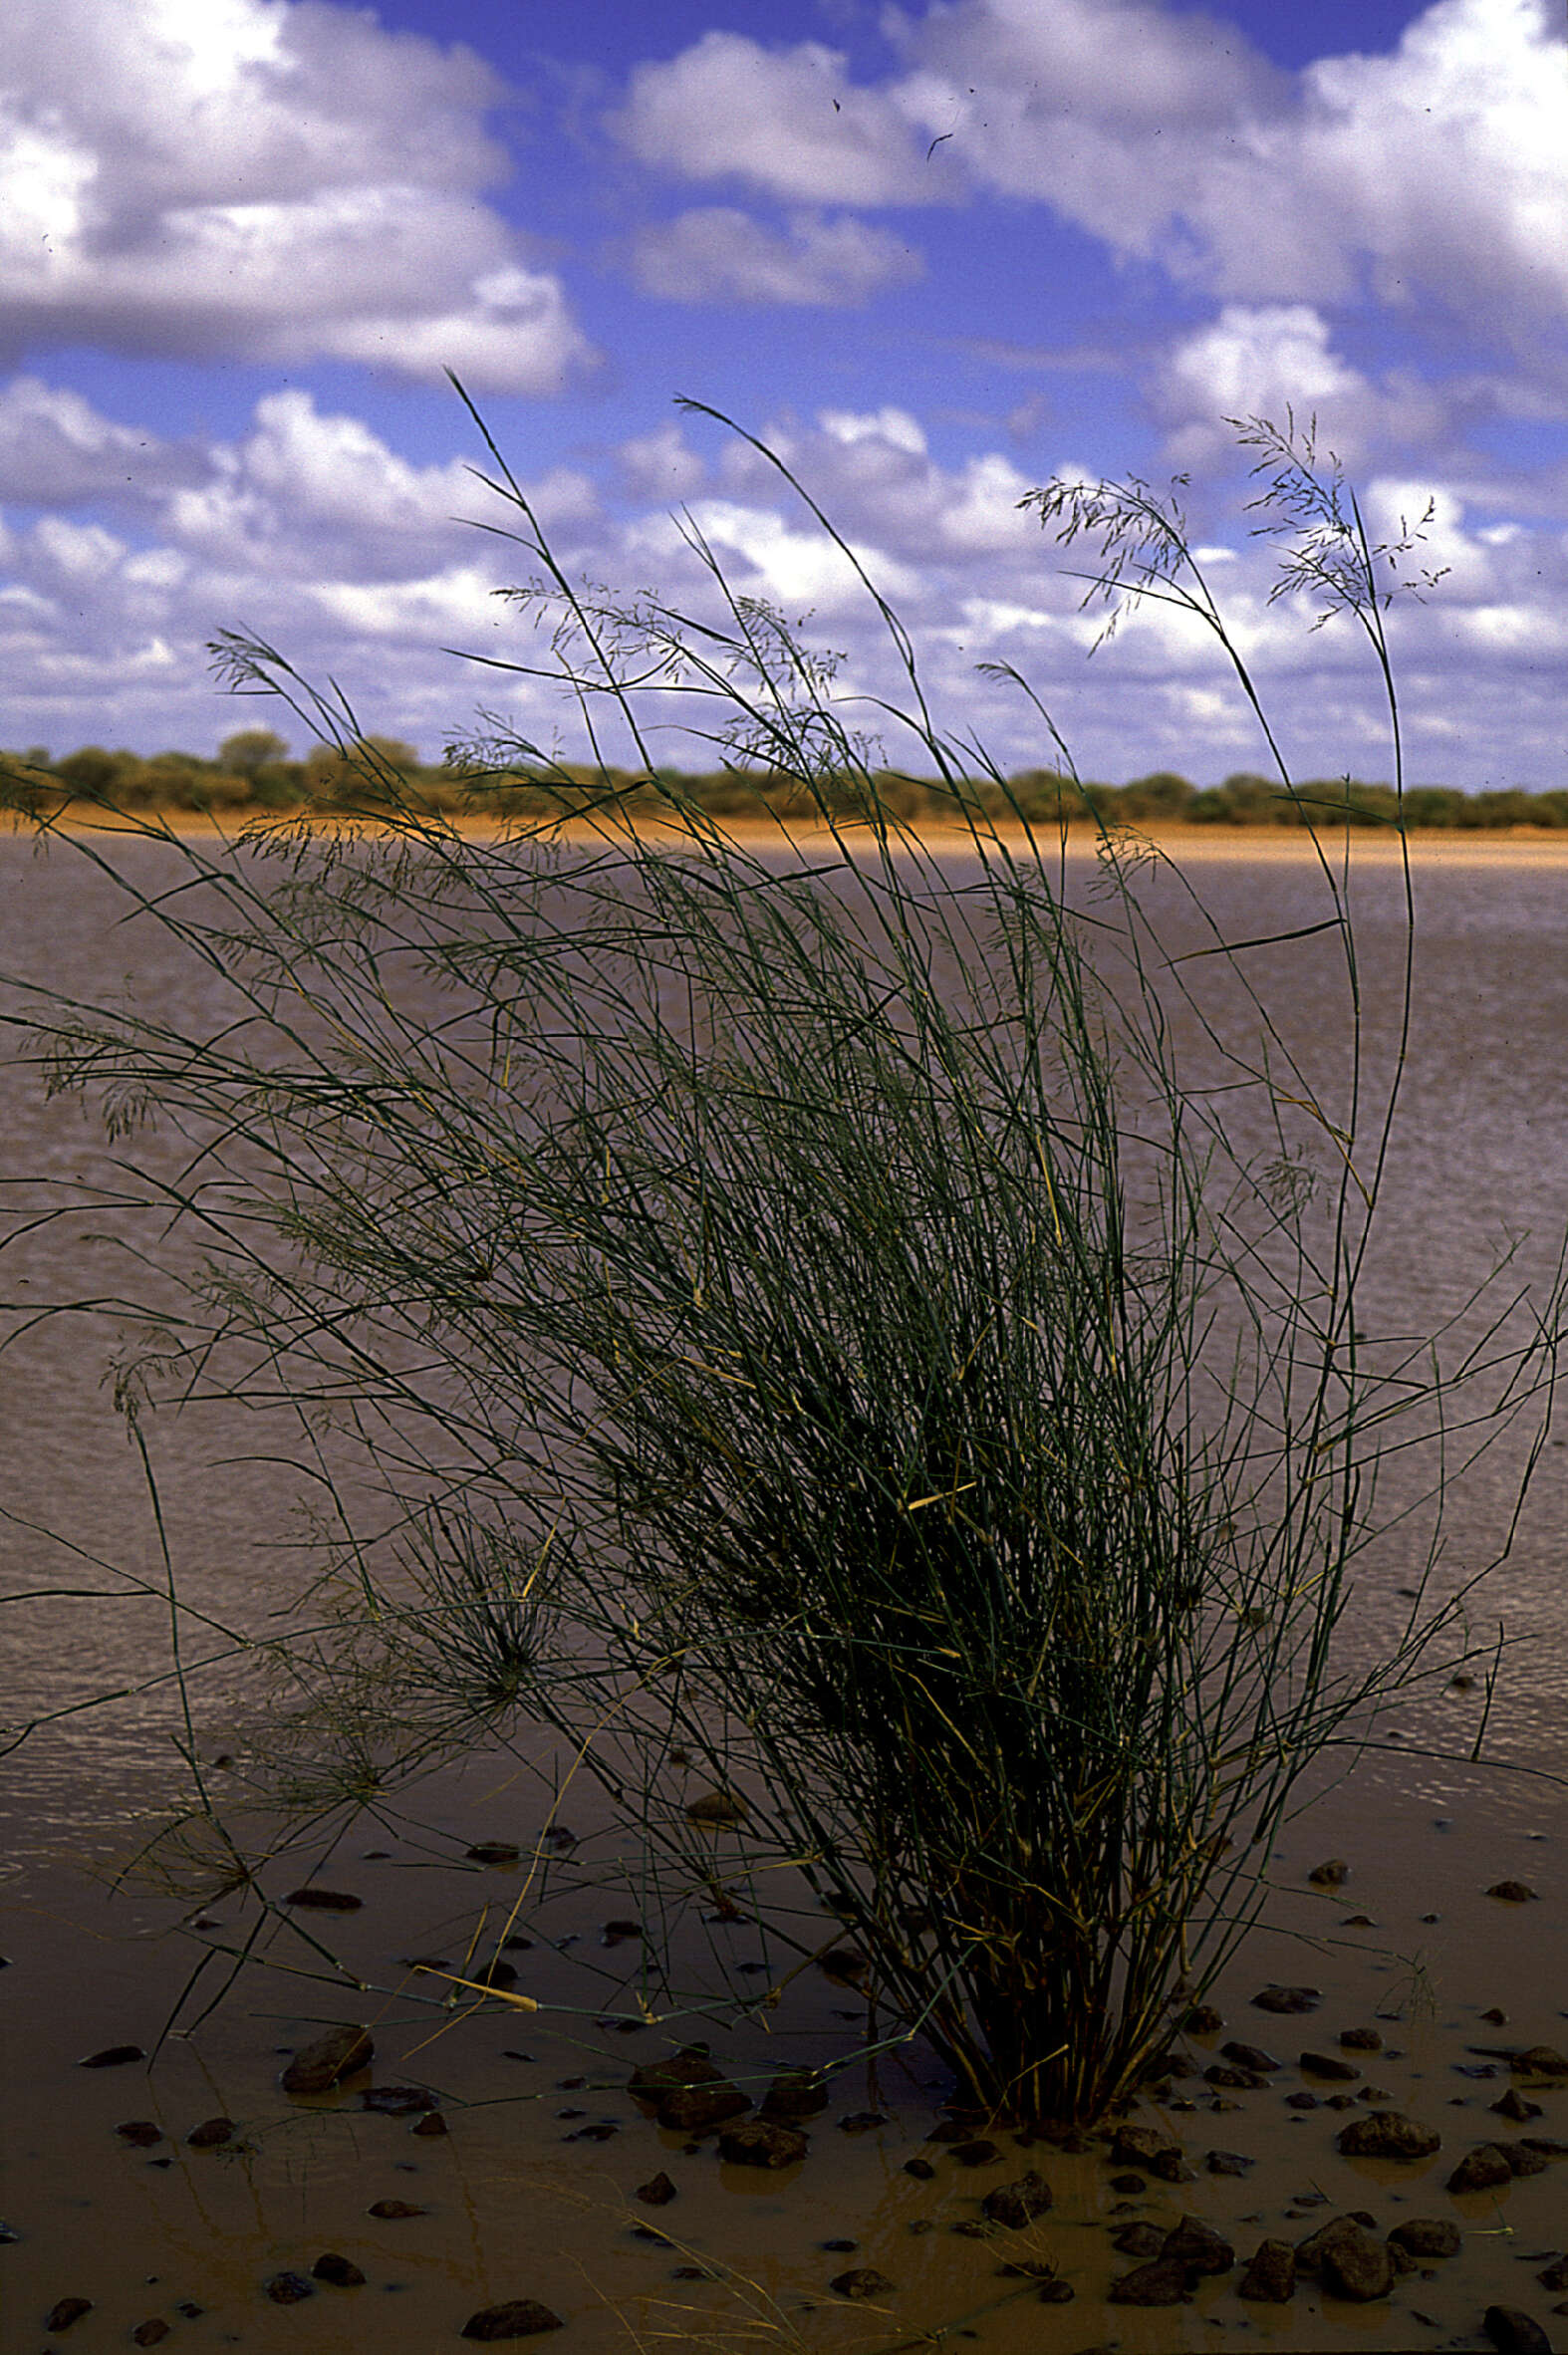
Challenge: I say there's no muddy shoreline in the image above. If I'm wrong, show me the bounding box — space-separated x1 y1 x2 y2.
4 1762 1565 2354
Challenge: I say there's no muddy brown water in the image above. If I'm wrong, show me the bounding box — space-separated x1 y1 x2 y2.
3 827 1568 2353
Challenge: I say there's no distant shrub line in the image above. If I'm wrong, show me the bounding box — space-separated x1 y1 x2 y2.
5 732 1564 831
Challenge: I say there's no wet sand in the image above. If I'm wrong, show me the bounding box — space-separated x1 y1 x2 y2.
4 1758 1565 2354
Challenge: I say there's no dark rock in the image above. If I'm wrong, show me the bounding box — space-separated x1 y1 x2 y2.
79 2044 144 2068
1109 2172 1146 2193
1036 2278 1075 2302
830 2269 894 2299
903 2158 935 2180
1296 2216 1376 2272
472 1960 518 1990
362 2085 438 2115
715 2120 807 2169
1340 2026 1383 2051
1110 2258 1190 2305
1251 1984 1321 2015
1539 2260 1568 2293
185 2117 235 2148
1495 2088 1544 2122
281 2023 373 2095
368 2199 427 2219
538 1825 577 1852
822 2238 857 2253
1301 2050 1360 2081
131 2322 170 2347
817 1946 868 1982
1239 2239 1296 2301
465 1842 521 1865
282 1886 362 1911
1205 2064 1264 2090
264 2272 315 2304
758 2072 829 2123
1335 2110 1440 2160
1483 2006 1510 2022
1515 2048 1568 2078
1113 2224 1168 2258
1447 2145 1515 2194
1150 2150 1195 2183
44 2299 94 2331
636 2173 677 2207
1391 2220 1461 2258
461 2299 564 2339
1487 1882 1539 1904
173 2301 204 2318
837 2112 888 2134
1285 2090 1319 2110
1220 2040 1281 2072
1308 1859 1350 1887
312 2253 367 2286
630 2047 750 2134
114 2121 164 2147
981 2171 1053 2228
686 1788 746 1826
1510 2146 1550 2178
1523 2138 1568 2157
412 2112 448 2138
1319 2224 1393 2301
1108 2124 1180 2169
600 1919 641 1947
1205 2151 1253 2177
1484 2307 1553 2353
948 2139 1003 2168
1162 2217 1233 2275
1184 2003 1223 2033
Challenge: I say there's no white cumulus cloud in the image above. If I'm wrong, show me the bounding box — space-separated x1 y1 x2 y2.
0 0 597 392
630 208 922 307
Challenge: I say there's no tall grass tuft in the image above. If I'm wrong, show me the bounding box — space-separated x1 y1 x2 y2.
5 403 1562 2126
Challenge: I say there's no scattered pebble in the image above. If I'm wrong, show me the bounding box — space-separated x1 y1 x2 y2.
281 2023 374 2095
1484 2307 1553 2354
715 2120 807 2169
313 2253 368 2286
131 2321 169 2346
466 1842 521 1865
78 2045 144 2069
829 2268 894 2299
1238 2239 1295 2302
1335 2110 1440 2160
460 2298 564 2339
264 2272 315 2304
1488 1882 1540 1904
369 2200 428 2220
282 1886 362 1911
185 2117 236 2147
1251 1985 1321 2015
114 2121 163 2147
43 2298 94 2332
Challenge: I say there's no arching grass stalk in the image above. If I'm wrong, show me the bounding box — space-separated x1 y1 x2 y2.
3 405 1561 2127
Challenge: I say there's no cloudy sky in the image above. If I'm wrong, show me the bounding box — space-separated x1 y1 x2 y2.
2 0 1564 787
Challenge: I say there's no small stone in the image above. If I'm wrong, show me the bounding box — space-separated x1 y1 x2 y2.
1487 1882 1539 1904
1522 2138 1568 2157
79 2044 144 2068
600 1918 641 1947
1285 2090 1319 2110
1448 2145 1516 2194
1221 2040 1281 2072
465 1842 521 1865
460 2299 565 2339
1391 2220 1461 2258
981 2171 1053 2228
1036 2278 1075 2302
1301 2050 1360 2081
1205 2151 1253 2176
948 2139 1002 2168
1483 2306 1553 2353
1205 2064 1263 2089
1340 2026 1383 2051
282 1886 362 1910
1238 2240 1296 2302
903 2158 935 2181
1110 2258 1190 2305
1320 2224 1392 2301
1539 2260 1568 2292
1108 2125 1181 2169
368 2200 427 2220
1483 2006 1510 2024
636 2173 677 2207
1335 2110 1440 2160
837 2112 888 2134
1510 2146 1550 2178
758 2072 829 2123
685 1789 746 1826
412 2112 448 2138
44 2299 94 2332
1150 2150 1195 2183
312 2253 367 2286
1515 2048 1568 2078
821 2238 857 2253
1251 1984 1321 2015
185 2117 236 2147
362 2085 438 2115
281 2023 374 2095
114 2121 164 2147
1308 1859 1350 1887
1184 2004 1223 2033
715 2120 807 2169
830 2269 894 2299
1109 2172 1146 2192
1494 2088 1544 2122
131 2322 170 2347
1114 2224 1167 2258
1161 2216 1234 2275
264 2272 315 2304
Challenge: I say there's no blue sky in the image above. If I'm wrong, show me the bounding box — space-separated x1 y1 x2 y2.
1 0 1564 787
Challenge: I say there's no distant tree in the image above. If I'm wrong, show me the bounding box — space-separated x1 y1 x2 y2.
218 728 290 776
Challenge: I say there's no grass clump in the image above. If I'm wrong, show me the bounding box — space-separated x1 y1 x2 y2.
4 401 1562 2128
